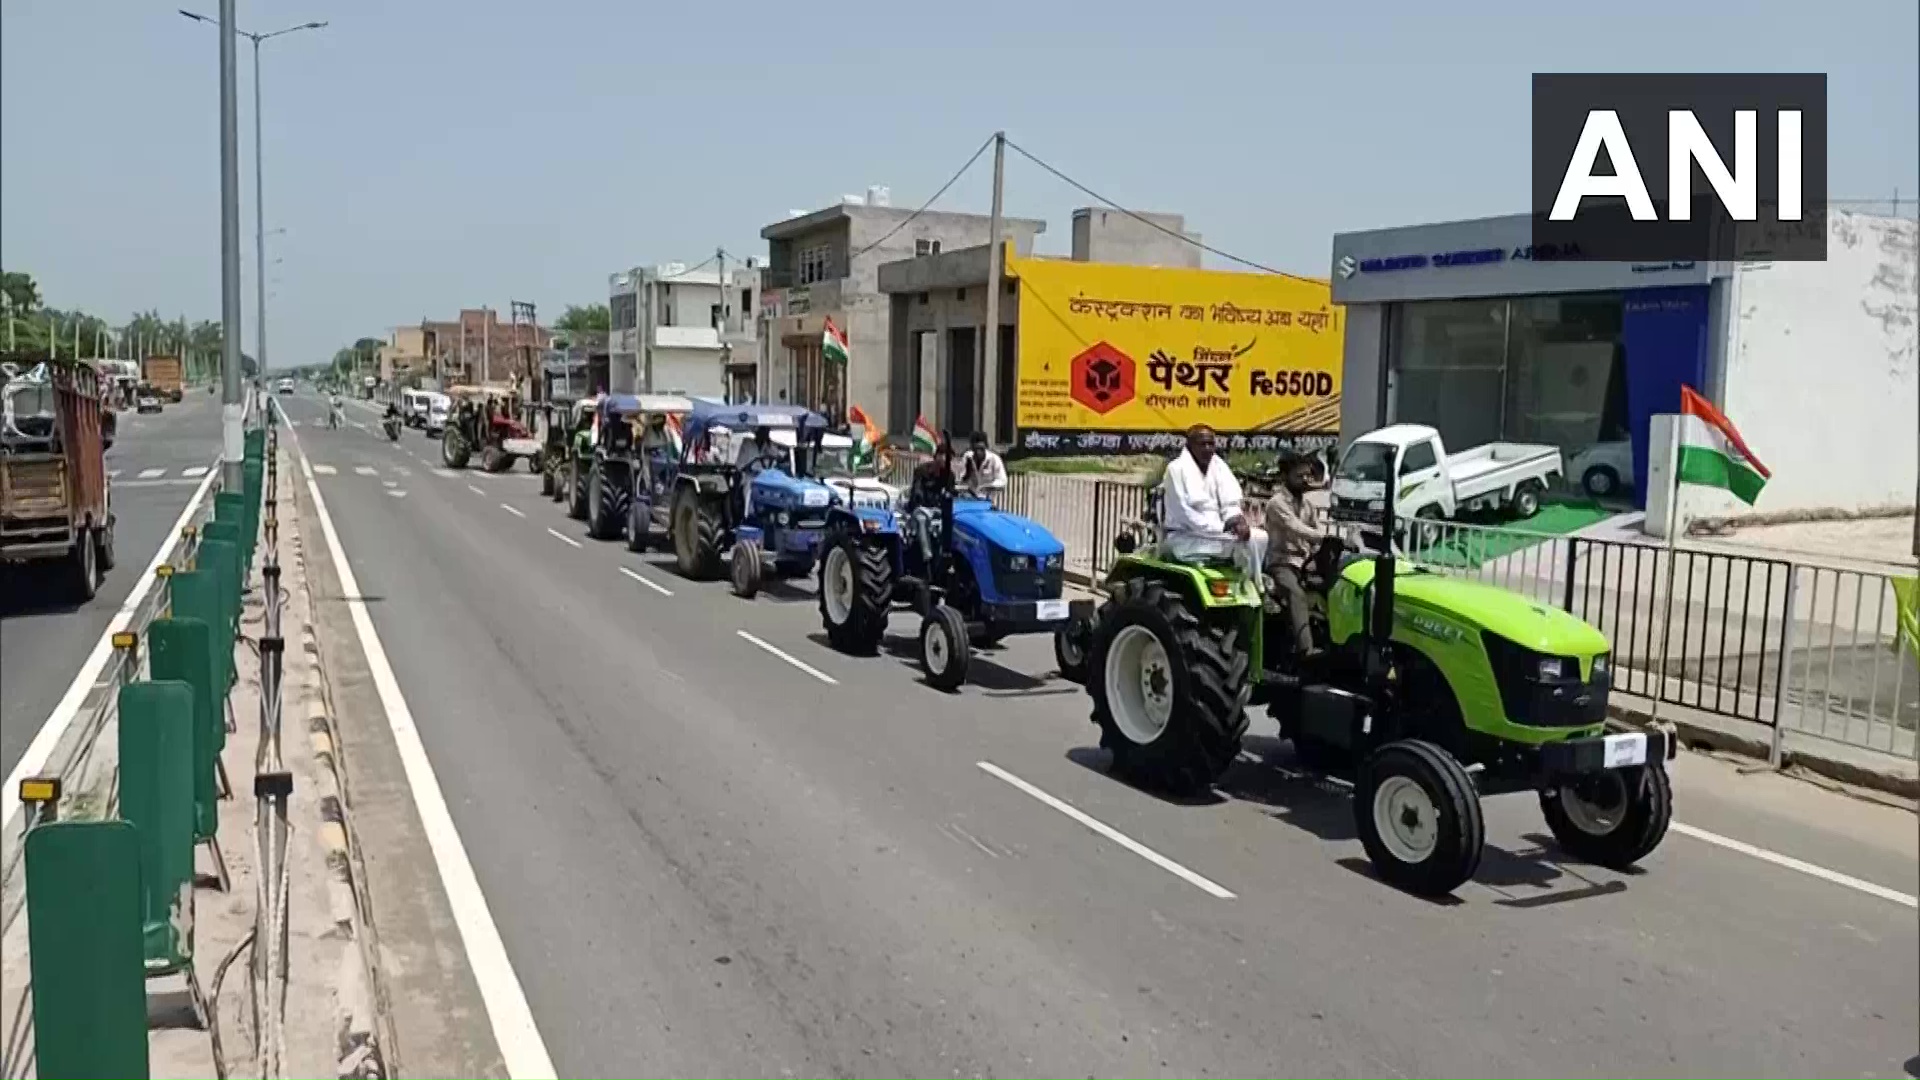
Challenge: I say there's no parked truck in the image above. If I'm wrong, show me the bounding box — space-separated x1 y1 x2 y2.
142 354 185 403
1 361 117 600
1331 423 1562 541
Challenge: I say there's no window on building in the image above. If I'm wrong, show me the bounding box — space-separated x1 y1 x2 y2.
611 293 637 331
798 245 834 285
658 285 673 327
915 238 941 257
739 289 752 319
956 288 967 302
711 303 723 330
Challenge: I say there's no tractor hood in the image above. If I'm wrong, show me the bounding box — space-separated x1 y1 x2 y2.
952 499 1065 558
1340 559 1609 656
751 469 836 509
825 475 900 511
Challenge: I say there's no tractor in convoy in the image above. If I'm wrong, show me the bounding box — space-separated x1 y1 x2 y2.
558 393 602 516
816 438 1093 691
1079 449 1673 897
578 393 694 544
440 384 542 473
536 392 581 498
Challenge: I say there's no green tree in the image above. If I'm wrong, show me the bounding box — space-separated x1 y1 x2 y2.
555 303 610 334
1 270 41 317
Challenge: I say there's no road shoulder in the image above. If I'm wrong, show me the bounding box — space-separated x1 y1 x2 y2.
288 437 508 1080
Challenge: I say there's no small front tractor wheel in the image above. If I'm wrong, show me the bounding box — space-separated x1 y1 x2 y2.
919 604 970 691
818 530 892 655
670 484 722 579
731 538 762 599
1539 763 1672 870
1088 578 1250 796
626 498 650 553
539 466 554 498
1354 739 1485 897
568 460 589 521
1053 616 1091 685
481 446 509 474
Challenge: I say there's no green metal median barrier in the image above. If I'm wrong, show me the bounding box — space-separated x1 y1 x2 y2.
147 617 230 890
214 491 253 575
197 527 242 636
25 820 152 1079
246 427 266 462
168 569 234 698
116 680 198 977
243 457 264 562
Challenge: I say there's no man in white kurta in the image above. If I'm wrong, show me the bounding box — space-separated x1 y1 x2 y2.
1160 425 1267 579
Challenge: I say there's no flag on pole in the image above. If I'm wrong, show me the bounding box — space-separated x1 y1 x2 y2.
911 415 939 453
823 318 849 367
1677 386 1770 505
664 412 684 457
848 403 884 469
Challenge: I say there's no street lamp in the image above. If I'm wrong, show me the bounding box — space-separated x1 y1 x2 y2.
180 10 325 382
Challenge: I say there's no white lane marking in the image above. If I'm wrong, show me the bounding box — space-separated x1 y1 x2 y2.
354 465 379 477
619 565 673 597
394 466 412 477
500 503 525 518
735 630 837 685
137 467 166 479
467 484 485 496
976 761 1237 899
1670 822 1918 909
180 465 209 477
284 418 559 1079
312 463 337 476
3 463 223 832
108 469 120 479
383 481 398 488
545 528 581 549
386 490 407 499
287 419 301 427
435 469 458 479
115 478 208 489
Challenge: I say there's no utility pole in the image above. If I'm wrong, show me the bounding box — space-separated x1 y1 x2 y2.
482 307 491 384
251 35 269 381
979 130 1006 445
717 247 733 401
218 0 245 491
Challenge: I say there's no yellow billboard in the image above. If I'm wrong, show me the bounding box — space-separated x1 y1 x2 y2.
1010 254 1343 456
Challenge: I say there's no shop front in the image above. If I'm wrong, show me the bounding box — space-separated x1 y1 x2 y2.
1329 212 1731 507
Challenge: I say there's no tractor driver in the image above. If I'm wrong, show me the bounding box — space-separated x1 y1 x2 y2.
735 425 777 470
639 413 673 494
1161 424 1266 581
906 440 955 564
1263 451 1333 659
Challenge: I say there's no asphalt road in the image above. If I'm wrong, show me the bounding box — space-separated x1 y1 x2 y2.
281 392 1919 1079
0 388 224 777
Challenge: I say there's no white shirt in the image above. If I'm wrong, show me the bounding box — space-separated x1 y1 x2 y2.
1162 448 1245 538
961 449 1007 492
736 436 773 468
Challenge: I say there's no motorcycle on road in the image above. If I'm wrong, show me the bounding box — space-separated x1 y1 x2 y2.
382 415 402 441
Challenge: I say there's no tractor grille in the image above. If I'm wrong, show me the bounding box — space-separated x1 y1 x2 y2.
1481 632 1610 729
992 563 1064 601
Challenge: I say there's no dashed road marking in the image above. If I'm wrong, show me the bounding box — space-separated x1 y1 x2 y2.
386 489 408 499
435 469 459 479
313 464 338 476
500 503 525 518
546 528 581 549
181 465 209 477
468 484 485 496
619 565 673 597
735 630 838 685
137 467 165 479
354 465 379 477
976 761 1237 899
1670 822 1918 909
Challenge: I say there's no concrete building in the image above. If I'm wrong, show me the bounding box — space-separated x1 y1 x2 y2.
1327 208 1917 521
385 310 550 391
758 193 1045 423
875 207 1207 442
377 325 429 385
609 262 760 400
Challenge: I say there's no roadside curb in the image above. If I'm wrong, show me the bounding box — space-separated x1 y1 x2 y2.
284 454 393 1080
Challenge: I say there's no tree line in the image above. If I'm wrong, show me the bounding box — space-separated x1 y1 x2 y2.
2 268 255 378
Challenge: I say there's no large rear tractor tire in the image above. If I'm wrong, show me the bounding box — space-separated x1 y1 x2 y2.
587 464 627 542
442 428 471 469
1088 578 1250 796
818 529 892 655
1539 762 1672 870
1354 739 1485 897
670 484 723 580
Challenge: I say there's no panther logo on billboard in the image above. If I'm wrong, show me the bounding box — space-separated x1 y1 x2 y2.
1069 341 1135 415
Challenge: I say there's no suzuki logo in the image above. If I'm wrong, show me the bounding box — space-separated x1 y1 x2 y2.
1336 255 1357 279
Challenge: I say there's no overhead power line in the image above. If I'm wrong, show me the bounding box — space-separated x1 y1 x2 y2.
849 135 996 260
1002 137 1323 285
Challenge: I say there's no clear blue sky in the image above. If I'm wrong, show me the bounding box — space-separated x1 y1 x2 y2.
3 0 1914 370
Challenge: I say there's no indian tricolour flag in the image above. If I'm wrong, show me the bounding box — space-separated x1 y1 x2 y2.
664 412 684 456
911 415 939 453
1677 386 1769 505
848 404 883 468
823 318 849 367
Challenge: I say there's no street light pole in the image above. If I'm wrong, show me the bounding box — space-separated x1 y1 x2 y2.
253 37 267 382
218 0 244 489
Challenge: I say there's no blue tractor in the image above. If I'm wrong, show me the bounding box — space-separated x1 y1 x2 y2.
816 443 1095 691
660 402 843 596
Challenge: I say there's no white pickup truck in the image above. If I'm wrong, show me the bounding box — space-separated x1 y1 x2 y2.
1331 423 1563 531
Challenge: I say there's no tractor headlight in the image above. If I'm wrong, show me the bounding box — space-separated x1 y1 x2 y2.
1042 553 1063 570
774 510 789 527
1536 657 1565 680
1006 554 1031 572
1591 654 1609 677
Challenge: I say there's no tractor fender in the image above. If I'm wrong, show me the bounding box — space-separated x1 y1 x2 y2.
736 524 765 544
677 472 730 498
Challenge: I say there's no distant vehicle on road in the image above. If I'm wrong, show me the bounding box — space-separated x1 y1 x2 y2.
276 377 296 395
141 354 185 403
135 386 162 414
1 361 117 600
424 393 451 438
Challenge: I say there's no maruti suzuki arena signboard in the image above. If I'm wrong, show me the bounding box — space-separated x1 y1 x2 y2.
1009 254 1344 457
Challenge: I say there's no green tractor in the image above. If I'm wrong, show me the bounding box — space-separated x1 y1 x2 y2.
1083 472 1673 897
